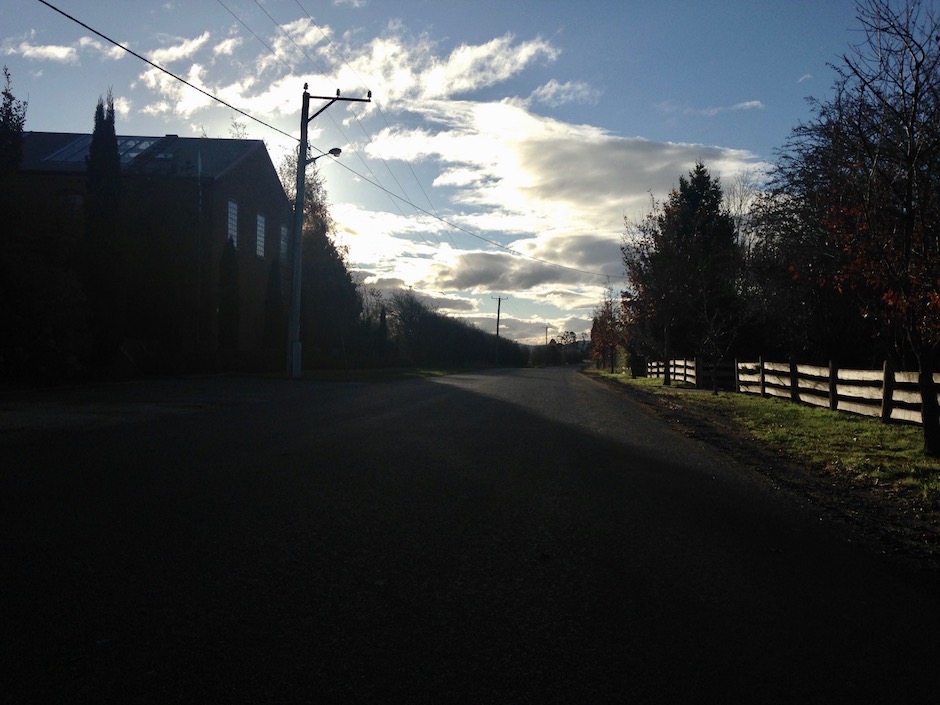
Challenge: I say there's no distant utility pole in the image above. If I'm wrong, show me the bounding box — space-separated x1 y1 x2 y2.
288 85 371 378
492 295 508 365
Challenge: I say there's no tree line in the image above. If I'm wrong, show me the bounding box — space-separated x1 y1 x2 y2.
593 0 940 455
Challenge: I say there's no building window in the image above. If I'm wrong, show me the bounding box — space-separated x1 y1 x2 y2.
256 214 266 258
280 225 288 260
227 200 238 247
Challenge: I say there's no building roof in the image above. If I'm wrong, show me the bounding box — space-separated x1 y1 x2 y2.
20 131 271 181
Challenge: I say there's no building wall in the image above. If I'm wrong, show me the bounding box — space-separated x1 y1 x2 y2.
15 140 294 373
207 147 293 365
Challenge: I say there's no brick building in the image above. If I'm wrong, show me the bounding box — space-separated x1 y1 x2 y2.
17 132 294 372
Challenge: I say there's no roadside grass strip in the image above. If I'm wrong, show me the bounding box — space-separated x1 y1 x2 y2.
590 370 940 503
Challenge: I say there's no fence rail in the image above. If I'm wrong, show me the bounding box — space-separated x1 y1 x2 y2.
736 359 939 425
646 358 736 391
645 357 939 425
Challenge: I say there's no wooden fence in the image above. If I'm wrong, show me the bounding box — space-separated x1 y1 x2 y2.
646 358 736 391
646 357 939 425
736 359 940 425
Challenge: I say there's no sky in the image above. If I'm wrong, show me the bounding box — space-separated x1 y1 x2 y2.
2 0 868 345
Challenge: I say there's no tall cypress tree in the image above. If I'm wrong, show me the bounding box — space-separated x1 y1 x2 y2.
85 90 124 365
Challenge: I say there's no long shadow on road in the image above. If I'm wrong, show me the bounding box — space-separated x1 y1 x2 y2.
3 371 939 703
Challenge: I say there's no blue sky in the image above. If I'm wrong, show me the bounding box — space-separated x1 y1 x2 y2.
3 0 865 344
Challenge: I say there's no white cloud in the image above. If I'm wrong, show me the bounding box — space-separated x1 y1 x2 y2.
121 18 765 344
148 31 211 65
213 37 242 56
333 30 558 106
657 99 765 117
78 37 125 60
10 41 77 63
113 96 132 117
529 79 601 107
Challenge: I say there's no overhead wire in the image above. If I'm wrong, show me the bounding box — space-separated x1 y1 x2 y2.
289 1 626 282
35 0 297 142
245 0 465 274
289 0 506 287
246 0 401 213
35 0 625 282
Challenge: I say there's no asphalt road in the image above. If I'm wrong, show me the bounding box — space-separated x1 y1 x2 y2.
3 367 940 703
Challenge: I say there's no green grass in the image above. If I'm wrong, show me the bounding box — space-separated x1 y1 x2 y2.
590 369 940 503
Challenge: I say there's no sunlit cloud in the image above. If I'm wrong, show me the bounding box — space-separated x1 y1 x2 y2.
113 96 132 117
9 41 77 63
656 99 766 118
78 37 126 60
148 31 211 65
213 37 242 56
528 79 601 107
115 18 764 344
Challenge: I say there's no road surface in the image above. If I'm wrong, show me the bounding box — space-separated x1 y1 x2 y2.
3 367 939 703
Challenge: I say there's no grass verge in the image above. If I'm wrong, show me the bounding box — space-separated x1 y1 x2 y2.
587 369 940 504
587 367 940 567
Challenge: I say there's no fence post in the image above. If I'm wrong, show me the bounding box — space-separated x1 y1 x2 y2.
694 357 702 389
881 359 895 424
734 359 740 393
759 356 766 397
789 359 800 402
829 360 838 411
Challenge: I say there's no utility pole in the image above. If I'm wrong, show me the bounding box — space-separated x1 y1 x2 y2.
288 85 371 378
492 295 508 366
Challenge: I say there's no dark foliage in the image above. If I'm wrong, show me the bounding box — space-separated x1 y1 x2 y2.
84 91 125 365
623 162 740 381
387 290 527 368
0 66 26 175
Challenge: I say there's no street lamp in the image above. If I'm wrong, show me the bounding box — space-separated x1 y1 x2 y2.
287 145 341 378
311 147 342 162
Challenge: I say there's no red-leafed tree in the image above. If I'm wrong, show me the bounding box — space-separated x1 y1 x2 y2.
590 287 622 373
780 0 940 454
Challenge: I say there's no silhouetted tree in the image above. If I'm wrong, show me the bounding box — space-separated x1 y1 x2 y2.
387 290 526 368
84 90 124 365
0 66 26 175
623 163 739 383
590 288 622 373
279 149 363 367
775 0 940 454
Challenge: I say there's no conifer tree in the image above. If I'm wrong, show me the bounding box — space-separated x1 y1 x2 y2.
0 66 27 174
85 90 124 365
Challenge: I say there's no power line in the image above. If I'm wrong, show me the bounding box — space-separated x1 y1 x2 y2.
254 1 472 275
35 0 298 142
286 2 618 281
37 0 625 282
216 0 295 75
